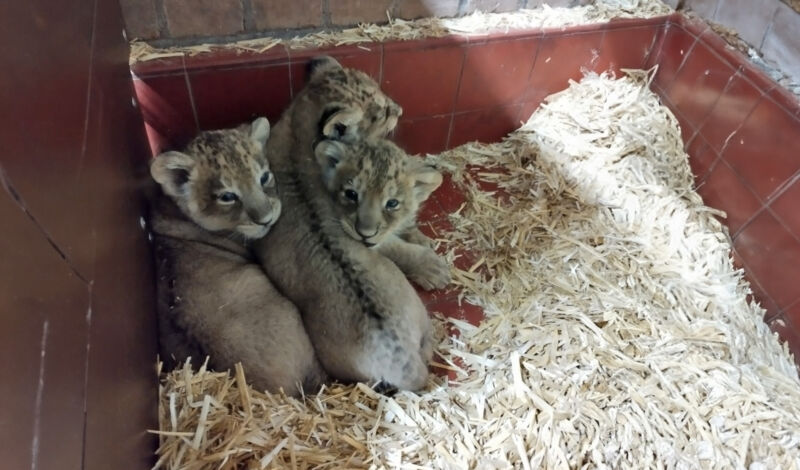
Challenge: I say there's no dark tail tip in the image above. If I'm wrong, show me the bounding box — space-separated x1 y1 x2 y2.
373 381 399 396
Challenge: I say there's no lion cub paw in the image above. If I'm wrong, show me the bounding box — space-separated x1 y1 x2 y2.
408 253 451 291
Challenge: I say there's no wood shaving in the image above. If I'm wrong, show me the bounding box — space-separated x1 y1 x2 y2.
129 0 672 65
154 69 800 469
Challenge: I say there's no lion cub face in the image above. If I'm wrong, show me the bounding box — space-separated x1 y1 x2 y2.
314 138 442 247
150 117 280 239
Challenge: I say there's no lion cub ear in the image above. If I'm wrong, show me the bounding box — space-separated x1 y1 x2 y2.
250 117 270 152
151 151 195 199
319 106 364 141
308 55 342 80
314 139 346 170
410 161 443 202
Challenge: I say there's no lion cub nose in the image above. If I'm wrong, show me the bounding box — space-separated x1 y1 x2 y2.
247 208 275 226
355 223 378 239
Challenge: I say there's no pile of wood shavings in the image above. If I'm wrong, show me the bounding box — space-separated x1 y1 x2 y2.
130 0 671 64
153 70 800 469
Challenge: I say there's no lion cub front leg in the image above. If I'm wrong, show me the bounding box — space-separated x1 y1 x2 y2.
377 235 450 291
398 225 436 249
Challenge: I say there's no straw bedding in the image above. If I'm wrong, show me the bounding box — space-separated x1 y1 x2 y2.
129 0 672 64
152 69 800 469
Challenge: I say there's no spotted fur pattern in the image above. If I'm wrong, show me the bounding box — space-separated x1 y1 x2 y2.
314 137 451 291
253 59 434 391
314 138 434 245
305 55 402 142
150 118 327 396
151 118 279 240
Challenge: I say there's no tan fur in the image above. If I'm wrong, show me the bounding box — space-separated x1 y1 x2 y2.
303 57 438 250
314 138 451 290
252 58 433 391
150 118 326 395
301 55 402 143
150 118 281 239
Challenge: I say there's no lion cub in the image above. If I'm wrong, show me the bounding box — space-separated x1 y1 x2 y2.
149 117 326 396
306 56 442 254
253 57 434 391
314 137 450 291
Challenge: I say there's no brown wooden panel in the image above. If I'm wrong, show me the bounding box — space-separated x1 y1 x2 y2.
0 182 91 470
0 0 157 468
82 0 159 469
0 0 97 279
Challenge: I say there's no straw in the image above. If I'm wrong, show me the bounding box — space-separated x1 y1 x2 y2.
153 69 800 469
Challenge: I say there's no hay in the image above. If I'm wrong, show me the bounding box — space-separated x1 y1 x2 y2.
130 0 672 64
153 70 800 469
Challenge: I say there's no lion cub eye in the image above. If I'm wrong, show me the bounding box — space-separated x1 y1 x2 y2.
385 199 400 209
217 192 239 204
259 171 272 186
344 189 359 202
